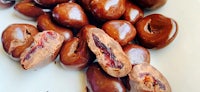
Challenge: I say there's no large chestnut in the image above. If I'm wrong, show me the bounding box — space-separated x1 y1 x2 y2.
81 0 126 21
123 44 150 65
102 20 136 46
135 14 178 49
85 25 132 77
52 2 89 29
123 0 144 25
134 0 167 10
37 14 73 42
14 1 45 19
86 62 126 92
1 24 38 60
128 63 171 92
20 30 64 69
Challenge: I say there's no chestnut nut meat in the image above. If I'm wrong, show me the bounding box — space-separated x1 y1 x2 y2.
135 14 178 49
1 24 38 60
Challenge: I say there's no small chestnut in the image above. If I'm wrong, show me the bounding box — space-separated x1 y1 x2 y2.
128 63 171 92
123 0 144 25
102 20 137 46
86 62 126 92
135 14 178 49
1 24 38 60
123 44 150 65
37 14 73 42
81 0 126 21
85 25 132 77
52 2 89 29
134 0 167 10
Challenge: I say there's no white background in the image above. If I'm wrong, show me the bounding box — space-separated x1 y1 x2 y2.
0 0 200 92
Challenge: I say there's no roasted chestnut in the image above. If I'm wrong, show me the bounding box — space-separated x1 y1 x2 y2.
128 63 171 92
1 24 38 60
37 14 73 42
52 2 89 29
14 1 45 19
134 0 167 10
135 14 178 49
123 44 150 65
85 25 132 77
86 62 126 92
102 20 136 46
123 0 144 25
20 30 64 70
0 0 15 9
60 37 91 70
81 0 126 21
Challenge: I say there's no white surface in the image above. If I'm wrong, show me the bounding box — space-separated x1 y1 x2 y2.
0 0 200 92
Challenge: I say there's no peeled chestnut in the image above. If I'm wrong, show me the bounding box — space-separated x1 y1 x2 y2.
20 30 64 70
0 0 15 9
128 63 171 92
1 24 38 60
135 14 178 49
102 20 137 46
134 0 167 10
37 14 73 42
81 0 126 21
85 25 132 77
123 0 144 25
123 44 150 65
86 62 126 92
60 37 91 70
52 2 89 29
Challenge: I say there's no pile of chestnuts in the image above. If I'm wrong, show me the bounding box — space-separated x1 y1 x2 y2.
1 0 178 92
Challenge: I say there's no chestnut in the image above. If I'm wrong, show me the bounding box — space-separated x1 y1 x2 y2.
128 63 171 92
86 62 126 92
134 0 167 10
20 30 64 70
123 44 150 65
52 2 89 29
85 25 132 77
0 0 15 9
60 37 91 70
1 24 38 60
34 0 75 8
14 1 46 19
81 0 126 21
37 14 73 42
102 20 137 46
123 0 144 25
135 14 178 49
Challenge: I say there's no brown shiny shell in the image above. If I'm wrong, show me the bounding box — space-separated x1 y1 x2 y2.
135 14 178 49
1 24 38 59
134 0 167 10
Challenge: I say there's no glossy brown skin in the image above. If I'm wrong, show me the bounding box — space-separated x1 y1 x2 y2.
85 25 132 77
14 1 45 18
128 63 171 92
134 0 167 10
102 20 136 46
37 14 73 42
52 2 89 29
123 44 150 65
86 62 126 92
60 37 91 70
34 0 75 7
20 31 64 69
81 0 126 21
0 0 15 9
1 24 38 59
123 0 144 25
135 14 178 49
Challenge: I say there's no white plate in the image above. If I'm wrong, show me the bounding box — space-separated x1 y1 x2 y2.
0 0 200 92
